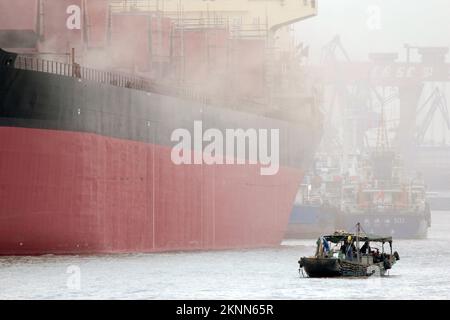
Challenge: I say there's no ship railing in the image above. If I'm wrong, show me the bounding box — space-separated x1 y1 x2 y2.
12 55 212 105
229 20 269 40
13 55 150 91
173 17 229 31
110 0 160 13
230 26 268 39
359 203 409 211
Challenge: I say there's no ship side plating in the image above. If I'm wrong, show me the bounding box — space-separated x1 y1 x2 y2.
0 1 323 254
0 50 321 254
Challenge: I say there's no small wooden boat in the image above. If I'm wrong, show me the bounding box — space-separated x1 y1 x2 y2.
299 223 400 278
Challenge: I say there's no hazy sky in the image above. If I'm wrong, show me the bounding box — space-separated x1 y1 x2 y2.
295 0 450 62
293 0 450 144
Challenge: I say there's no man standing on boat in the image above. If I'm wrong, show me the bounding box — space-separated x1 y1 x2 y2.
344 236 357 261
360 241 371 254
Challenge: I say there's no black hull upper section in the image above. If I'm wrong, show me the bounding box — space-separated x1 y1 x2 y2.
0 58 322 170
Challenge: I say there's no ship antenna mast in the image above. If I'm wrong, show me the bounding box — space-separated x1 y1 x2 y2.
356 222 361 263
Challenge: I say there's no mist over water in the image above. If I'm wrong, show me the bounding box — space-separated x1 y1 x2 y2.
0 211 449 300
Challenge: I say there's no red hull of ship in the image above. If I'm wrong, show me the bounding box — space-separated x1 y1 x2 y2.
0 127 303 255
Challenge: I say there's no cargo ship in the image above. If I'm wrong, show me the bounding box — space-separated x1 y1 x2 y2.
0 0 322 255
337 150 431 239
286 148 432 239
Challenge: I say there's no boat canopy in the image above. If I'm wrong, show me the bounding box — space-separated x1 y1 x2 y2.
323 232 393 244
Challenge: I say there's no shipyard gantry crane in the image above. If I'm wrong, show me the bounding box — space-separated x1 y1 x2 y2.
316 39 450 158
416 86 450 145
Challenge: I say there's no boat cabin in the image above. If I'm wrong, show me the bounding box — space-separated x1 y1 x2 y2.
315 232 395 265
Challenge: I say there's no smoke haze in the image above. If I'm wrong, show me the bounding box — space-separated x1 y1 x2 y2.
295 0 450 62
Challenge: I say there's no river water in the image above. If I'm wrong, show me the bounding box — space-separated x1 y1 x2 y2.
1 211 449 300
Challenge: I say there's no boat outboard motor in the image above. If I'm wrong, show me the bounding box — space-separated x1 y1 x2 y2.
393 251 400 261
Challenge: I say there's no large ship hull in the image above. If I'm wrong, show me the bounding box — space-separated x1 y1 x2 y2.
285 204 431 240
0 64 321 255
337 212 430 239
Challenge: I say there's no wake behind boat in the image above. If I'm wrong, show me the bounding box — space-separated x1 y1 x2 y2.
299 223 400 278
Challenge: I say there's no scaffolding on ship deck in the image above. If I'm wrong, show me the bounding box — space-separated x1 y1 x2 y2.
107 0 314 117
109 0 274 102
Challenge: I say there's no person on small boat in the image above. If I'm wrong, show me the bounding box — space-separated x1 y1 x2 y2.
321 237 331 254
360 241 371 254
340 240 348 255
342 236 357 261
315 236 332 258
372 248 382 263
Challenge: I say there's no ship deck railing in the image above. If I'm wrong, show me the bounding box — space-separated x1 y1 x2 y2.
11 55 211 105
353 203 415 211
110 0 161 14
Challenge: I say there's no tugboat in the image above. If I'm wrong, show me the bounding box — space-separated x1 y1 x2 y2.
299 223 400 278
